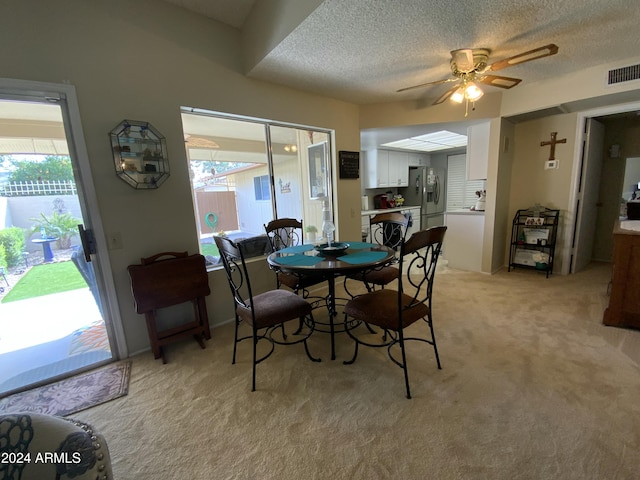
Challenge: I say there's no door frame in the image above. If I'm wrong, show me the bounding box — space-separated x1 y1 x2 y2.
566 99 640 275
0 77 127 359
569 118 605 273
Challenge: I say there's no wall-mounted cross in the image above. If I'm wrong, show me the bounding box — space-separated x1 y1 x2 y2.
540 132 566 160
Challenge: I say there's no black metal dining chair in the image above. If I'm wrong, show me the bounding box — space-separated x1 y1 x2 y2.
214 235 321 391
264 218 325 297
345 212 409 297
343 226 447 399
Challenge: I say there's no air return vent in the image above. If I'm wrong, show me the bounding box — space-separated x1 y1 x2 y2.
607 64 640 85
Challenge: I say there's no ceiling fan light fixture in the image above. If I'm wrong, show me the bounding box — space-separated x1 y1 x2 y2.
398 43 559 113
464 82 484 101
450 86 465 103
283 144 298 153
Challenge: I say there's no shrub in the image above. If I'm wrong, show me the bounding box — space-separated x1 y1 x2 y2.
0 227 26 268
0 243 6 270
8 156 74 182
30 212 81 249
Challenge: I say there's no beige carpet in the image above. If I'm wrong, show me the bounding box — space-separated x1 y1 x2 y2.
75 263 640 479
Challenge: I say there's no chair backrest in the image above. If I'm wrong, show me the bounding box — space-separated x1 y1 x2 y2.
214 235 254 314
398 226 447 310
264 218 304 251
369 212 409 250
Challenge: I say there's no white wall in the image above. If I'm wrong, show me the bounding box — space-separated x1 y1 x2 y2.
0 0 361 355
488 119 515 273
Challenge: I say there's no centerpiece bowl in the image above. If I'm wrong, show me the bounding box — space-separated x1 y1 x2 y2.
314 242 350 256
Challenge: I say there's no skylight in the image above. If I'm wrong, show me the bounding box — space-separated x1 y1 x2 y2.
381 130 467 152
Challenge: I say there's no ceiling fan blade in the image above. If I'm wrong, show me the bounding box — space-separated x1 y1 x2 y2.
396 77 457 93
451 48 475 73
433 85 461 105
478 75 522 89
485 44 559 72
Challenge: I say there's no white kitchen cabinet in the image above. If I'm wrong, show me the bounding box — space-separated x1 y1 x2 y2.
363 149 408 188
388 150 409 187
364 149 389 188
466 122 490 180
408 152 428 167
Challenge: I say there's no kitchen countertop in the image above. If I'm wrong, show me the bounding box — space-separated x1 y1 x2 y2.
616 219 640 234
362 206 421 215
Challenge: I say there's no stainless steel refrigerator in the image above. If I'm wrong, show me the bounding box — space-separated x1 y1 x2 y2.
400 167 446 230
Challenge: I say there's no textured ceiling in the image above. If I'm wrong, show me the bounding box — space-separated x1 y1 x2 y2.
164 0 640 105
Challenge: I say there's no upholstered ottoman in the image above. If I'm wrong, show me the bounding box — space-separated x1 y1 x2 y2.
0 412 112 479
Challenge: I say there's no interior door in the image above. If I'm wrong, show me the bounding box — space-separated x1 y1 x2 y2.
571 118 605 273
0 81 122 395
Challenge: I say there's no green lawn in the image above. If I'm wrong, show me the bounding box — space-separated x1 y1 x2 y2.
1 261 87 303
201 243 219 257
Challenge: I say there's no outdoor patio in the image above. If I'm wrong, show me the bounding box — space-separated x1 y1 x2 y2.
0 287 109 395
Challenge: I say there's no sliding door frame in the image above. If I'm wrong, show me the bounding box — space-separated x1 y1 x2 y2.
0 77 127 360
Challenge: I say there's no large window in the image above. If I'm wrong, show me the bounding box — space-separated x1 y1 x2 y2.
180 108 333 261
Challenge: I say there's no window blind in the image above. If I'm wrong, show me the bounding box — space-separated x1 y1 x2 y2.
447 154 484 210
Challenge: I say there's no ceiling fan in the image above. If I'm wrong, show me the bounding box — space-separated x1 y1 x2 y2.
397 44 559 111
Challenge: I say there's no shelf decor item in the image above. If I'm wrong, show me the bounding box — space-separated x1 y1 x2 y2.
110 120 169 189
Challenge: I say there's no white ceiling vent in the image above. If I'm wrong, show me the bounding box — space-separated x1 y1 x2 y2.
607 64 640 86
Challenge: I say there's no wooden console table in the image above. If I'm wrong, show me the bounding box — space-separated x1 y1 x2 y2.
603 221 640 329
128 251 212 362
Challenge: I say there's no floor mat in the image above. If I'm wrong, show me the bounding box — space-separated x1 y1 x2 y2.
0 361 131 416
68 320 110 355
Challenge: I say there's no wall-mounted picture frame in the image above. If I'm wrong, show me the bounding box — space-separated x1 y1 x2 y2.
308 141 328 199
339 150 359 179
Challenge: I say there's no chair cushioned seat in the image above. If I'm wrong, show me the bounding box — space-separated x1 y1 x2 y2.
237 289 311 328
349 266 399 286
344 289 429 331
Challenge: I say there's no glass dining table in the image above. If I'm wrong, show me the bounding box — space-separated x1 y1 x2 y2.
267 241 395 360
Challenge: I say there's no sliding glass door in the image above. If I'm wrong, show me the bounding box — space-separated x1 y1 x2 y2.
0 82 121 396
